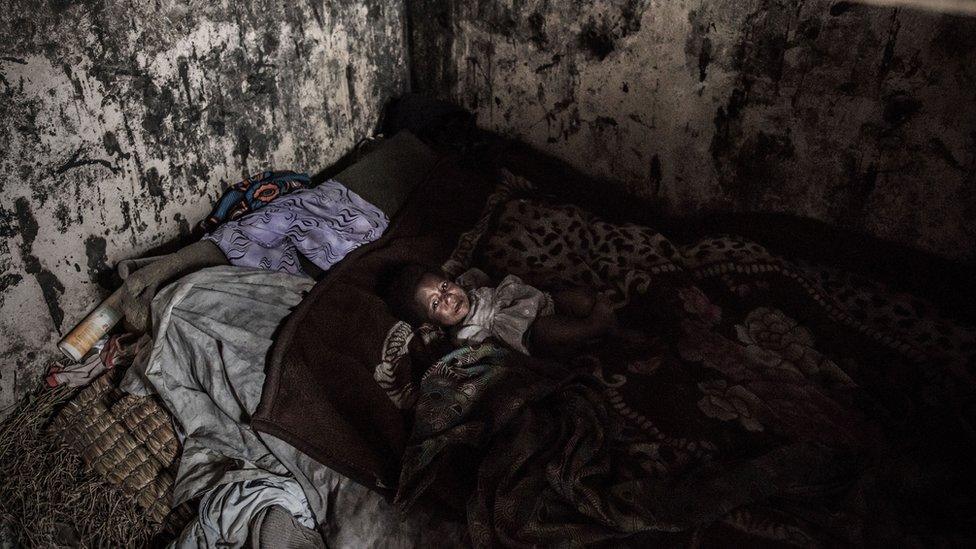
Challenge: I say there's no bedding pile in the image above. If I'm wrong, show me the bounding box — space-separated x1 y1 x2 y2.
106 131 461 547
120 266 318 547
253 153 497 495
121 264 468 547
389 171 976 546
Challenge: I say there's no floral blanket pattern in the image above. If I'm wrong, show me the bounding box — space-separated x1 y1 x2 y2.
394 172 976 547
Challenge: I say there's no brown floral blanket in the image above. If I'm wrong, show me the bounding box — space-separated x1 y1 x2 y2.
392 172 976 547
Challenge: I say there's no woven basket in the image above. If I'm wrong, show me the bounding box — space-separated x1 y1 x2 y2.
50 369 194 535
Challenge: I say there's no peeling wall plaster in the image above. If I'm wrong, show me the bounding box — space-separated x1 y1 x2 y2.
0 0 408 414
411 0 976 261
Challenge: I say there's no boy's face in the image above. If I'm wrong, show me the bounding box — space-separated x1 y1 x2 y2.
414 273 470 327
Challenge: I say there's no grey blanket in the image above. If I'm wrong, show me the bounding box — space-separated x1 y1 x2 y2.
124 266 314 503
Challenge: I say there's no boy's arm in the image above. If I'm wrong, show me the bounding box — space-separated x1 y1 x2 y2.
552 287 598 318
530 296 616 358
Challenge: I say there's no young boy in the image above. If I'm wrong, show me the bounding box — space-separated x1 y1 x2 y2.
384 263 618 358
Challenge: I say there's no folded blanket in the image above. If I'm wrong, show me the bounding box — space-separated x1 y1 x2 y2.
204 179 389 275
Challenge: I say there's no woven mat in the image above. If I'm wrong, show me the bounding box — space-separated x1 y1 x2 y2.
49 369 194 536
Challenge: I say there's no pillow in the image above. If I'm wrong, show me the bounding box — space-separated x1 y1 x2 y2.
332 130 438 218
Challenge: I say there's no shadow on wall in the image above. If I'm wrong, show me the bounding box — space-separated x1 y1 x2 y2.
409 0 976 264
374 92 976 325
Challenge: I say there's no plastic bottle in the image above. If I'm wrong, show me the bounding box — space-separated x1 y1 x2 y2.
57 287 124 362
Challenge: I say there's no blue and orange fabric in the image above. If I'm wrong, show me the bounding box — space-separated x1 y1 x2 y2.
198 171 311 233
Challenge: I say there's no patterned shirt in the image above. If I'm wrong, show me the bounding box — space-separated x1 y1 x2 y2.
452 271 555 355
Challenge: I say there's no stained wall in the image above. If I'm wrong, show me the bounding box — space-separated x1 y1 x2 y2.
0 0 408 414
411 0 976 259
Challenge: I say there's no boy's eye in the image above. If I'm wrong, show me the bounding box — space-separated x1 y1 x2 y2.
441 281 448 291
432 299 439 310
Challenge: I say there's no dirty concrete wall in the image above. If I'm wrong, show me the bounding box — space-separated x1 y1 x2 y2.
411 0 976 260
0 0 408 414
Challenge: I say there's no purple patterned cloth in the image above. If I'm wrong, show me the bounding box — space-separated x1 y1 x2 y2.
204 179 389 275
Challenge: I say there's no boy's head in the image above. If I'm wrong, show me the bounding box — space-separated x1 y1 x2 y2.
383 263 470 327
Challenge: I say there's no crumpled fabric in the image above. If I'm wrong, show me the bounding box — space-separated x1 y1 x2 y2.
46 333 150 388
198 170 311 234
259 432 468 548
396 344 847 548
204 179 388 276
120 266 317 547
175 474 315 549
46 338 108 388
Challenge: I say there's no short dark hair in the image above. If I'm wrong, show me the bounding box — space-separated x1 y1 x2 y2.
380 262 440 326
